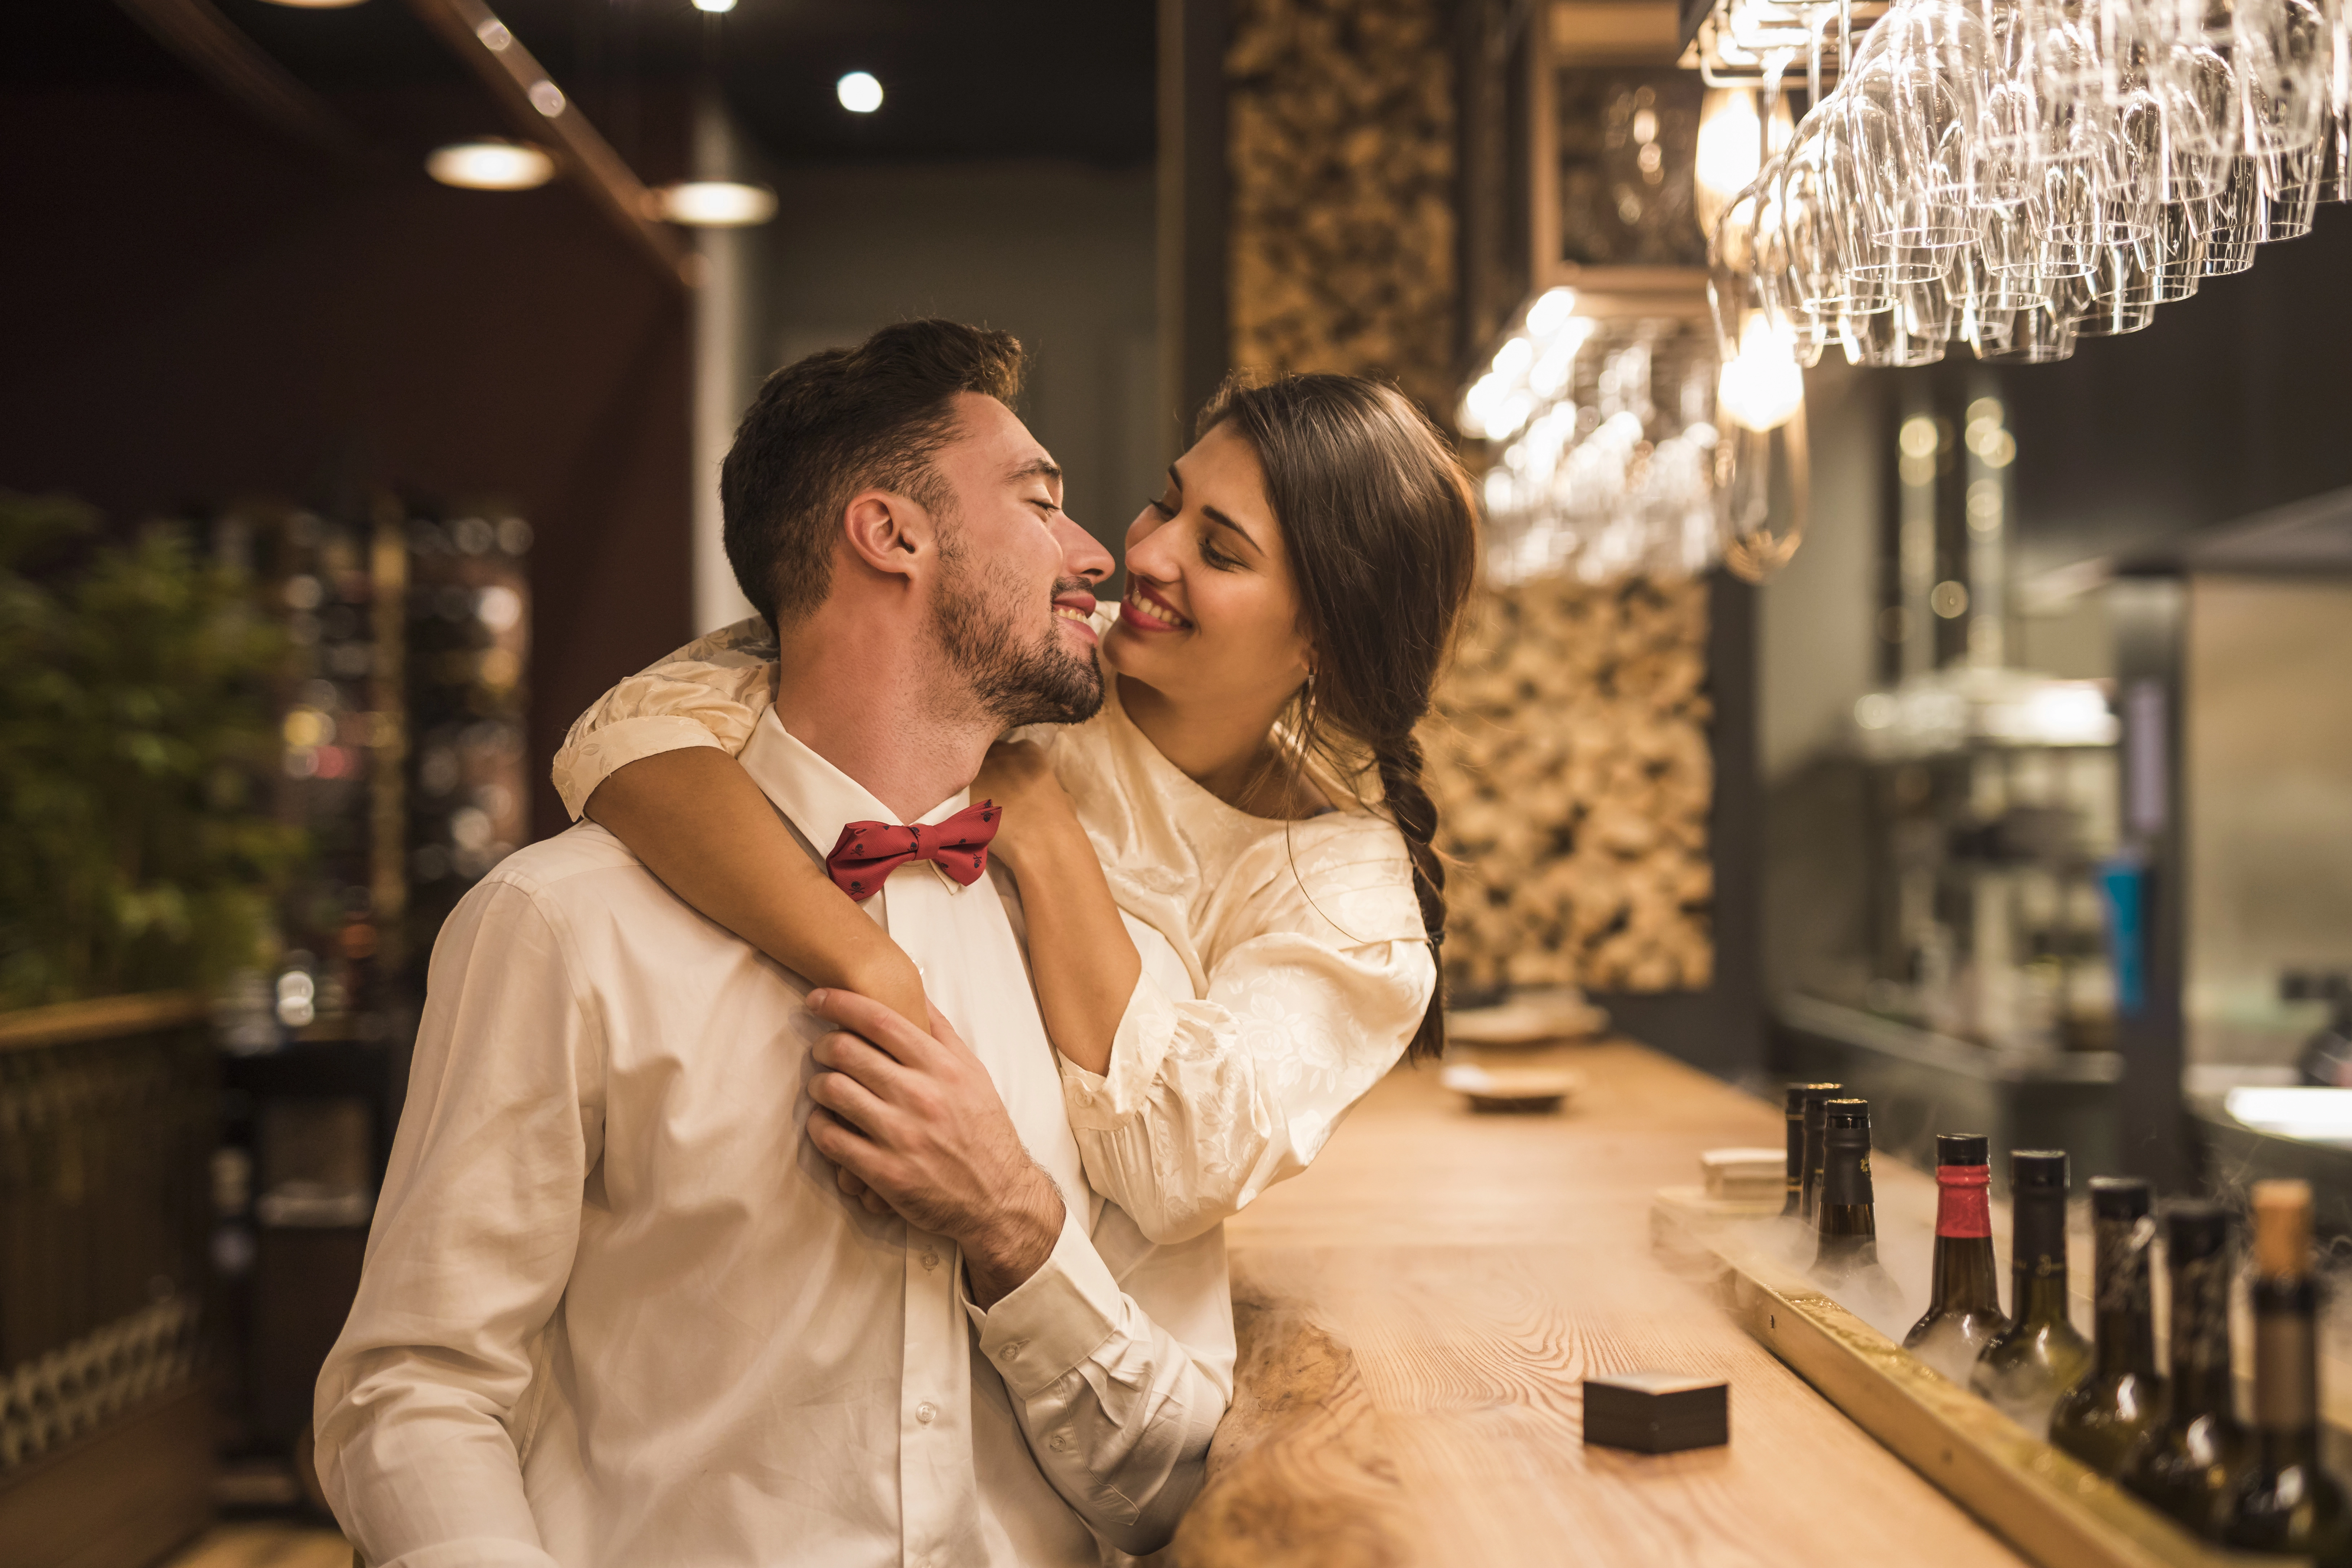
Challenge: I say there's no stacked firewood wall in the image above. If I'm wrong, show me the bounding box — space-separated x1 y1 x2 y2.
1225 0 1458 412
1222 0 1717 998
1424 579 1715 996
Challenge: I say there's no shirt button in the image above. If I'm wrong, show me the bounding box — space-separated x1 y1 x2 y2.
916 1402 937 1426
1001 1341 1024 1363
1049 1432 1070 1453
921 1249 940 1270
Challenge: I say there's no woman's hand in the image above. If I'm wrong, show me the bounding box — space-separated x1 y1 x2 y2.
971 740 1074 872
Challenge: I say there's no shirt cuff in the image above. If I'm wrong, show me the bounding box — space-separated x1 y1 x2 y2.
962 1205 1122 1401
1058 970 1177 1133
552 715 729 821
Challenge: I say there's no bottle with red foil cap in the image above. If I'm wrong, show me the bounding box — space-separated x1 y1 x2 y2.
2050 1177 2168 1475
1902 1133 2009 1384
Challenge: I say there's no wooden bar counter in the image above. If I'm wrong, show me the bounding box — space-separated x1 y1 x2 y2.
1166 1039 2029 1568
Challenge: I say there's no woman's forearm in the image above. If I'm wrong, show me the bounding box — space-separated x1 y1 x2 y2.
1001 814 1142 1077
583 748 930 1028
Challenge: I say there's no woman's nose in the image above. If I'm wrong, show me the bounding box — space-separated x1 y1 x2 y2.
1124 521 1177 583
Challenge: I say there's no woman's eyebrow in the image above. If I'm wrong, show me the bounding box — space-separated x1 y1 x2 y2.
1200 505 1263 555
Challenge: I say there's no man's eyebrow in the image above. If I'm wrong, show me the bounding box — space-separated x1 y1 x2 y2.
1008 458 1063 485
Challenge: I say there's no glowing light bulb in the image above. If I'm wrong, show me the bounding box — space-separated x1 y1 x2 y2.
653 181 778 227
837 72 884 114
1715 312 1804 431
426 140 556 191
1694 88 1793 238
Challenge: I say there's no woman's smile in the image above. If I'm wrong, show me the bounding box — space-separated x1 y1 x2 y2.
1120 581 1193 632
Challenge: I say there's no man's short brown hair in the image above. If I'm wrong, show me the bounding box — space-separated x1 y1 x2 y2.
720 319 1025 628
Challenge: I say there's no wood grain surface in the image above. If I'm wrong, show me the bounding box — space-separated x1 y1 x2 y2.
1168 1041 2031 1568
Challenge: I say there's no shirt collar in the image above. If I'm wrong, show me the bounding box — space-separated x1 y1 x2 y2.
738 709 974 852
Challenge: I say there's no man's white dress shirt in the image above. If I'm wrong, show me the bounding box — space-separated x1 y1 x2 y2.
315 712 1235 1568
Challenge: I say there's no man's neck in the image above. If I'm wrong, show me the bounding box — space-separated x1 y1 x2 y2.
772 615 997 822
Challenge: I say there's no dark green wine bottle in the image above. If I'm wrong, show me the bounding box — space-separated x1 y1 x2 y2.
1969 1150 2091 1439
1903 1133 2009 1384
2123 1203 2248 1538
2223 1180 2352 1564
2050 1177 2167 1475
1810 1098 1903 1318
1782 1083 1839 1218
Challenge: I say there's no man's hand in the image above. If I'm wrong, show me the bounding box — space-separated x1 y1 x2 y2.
803 988 1065 1306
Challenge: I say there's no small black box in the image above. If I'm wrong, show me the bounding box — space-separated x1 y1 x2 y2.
1581 1371 1729 1454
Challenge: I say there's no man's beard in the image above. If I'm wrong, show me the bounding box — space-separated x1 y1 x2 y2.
929 535 1105 730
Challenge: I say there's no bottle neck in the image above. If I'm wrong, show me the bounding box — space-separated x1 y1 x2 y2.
2011 1190 2070 1325
2168 1248 2235 1422
1928 1233 2002 1313
2092 1215 2159 1379
1783 1108 1804 1217
2250 1277 2322 1456
1927 1163 1998 1313
1815 1211 1879 1270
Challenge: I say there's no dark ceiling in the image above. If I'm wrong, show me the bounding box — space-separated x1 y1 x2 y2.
17 0 1156 171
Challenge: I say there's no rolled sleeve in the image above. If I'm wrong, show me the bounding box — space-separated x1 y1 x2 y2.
1060 926 1434 1247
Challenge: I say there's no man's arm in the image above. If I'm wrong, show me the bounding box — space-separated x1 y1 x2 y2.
314 878 602 1568
803 991 1230 1554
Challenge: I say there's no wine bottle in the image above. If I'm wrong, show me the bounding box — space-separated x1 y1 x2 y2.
1782 1082 1840 1219
1969 1150 2091 1439
1799 1085 1842 1223
2222 1180 2352 1563
1903 1133 2009 1384
1810 1098 1903 1317
2123 1203 2248 1538
2050 1177 2167 1474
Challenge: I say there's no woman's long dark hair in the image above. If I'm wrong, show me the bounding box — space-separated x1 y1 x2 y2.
1196 373 1478 1062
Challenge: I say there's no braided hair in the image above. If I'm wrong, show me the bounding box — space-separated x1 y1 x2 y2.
1197 374 1478 1061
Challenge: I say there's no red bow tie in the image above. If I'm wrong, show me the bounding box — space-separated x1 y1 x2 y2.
824 800 1002 901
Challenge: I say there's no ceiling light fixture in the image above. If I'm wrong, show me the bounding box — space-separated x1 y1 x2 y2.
651 180 778 227
426 140 556 191
837 71 884 114
692 0 738 10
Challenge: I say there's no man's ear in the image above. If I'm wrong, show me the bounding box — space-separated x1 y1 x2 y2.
839 488 933 582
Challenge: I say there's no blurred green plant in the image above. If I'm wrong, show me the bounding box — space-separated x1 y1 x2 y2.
1 493 305 1009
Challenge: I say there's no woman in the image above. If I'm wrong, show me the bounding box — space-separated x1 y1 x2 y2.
554 373 1476 1243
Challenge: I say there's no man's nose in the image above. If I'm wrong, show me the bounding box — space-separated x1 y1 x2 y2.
1052 513 1114 585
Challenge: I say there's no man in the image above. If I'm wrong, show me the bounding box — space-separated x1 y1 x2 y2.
315 321 1233 1567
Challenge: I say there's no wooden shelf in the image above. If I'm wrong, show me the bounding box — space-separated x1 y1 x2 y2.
1651 1200 2287 1568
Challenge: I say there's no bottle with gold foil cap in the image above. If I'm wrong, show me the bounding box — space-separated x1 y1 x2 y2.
1799 1085 1842 1222
2222 1180 2352 1563
2050 1177 2167 1474
1782 1083 1840 1219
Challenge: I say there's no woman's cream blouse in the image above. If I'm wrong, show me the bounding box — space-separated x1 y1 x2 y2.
553 618 1436 1244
